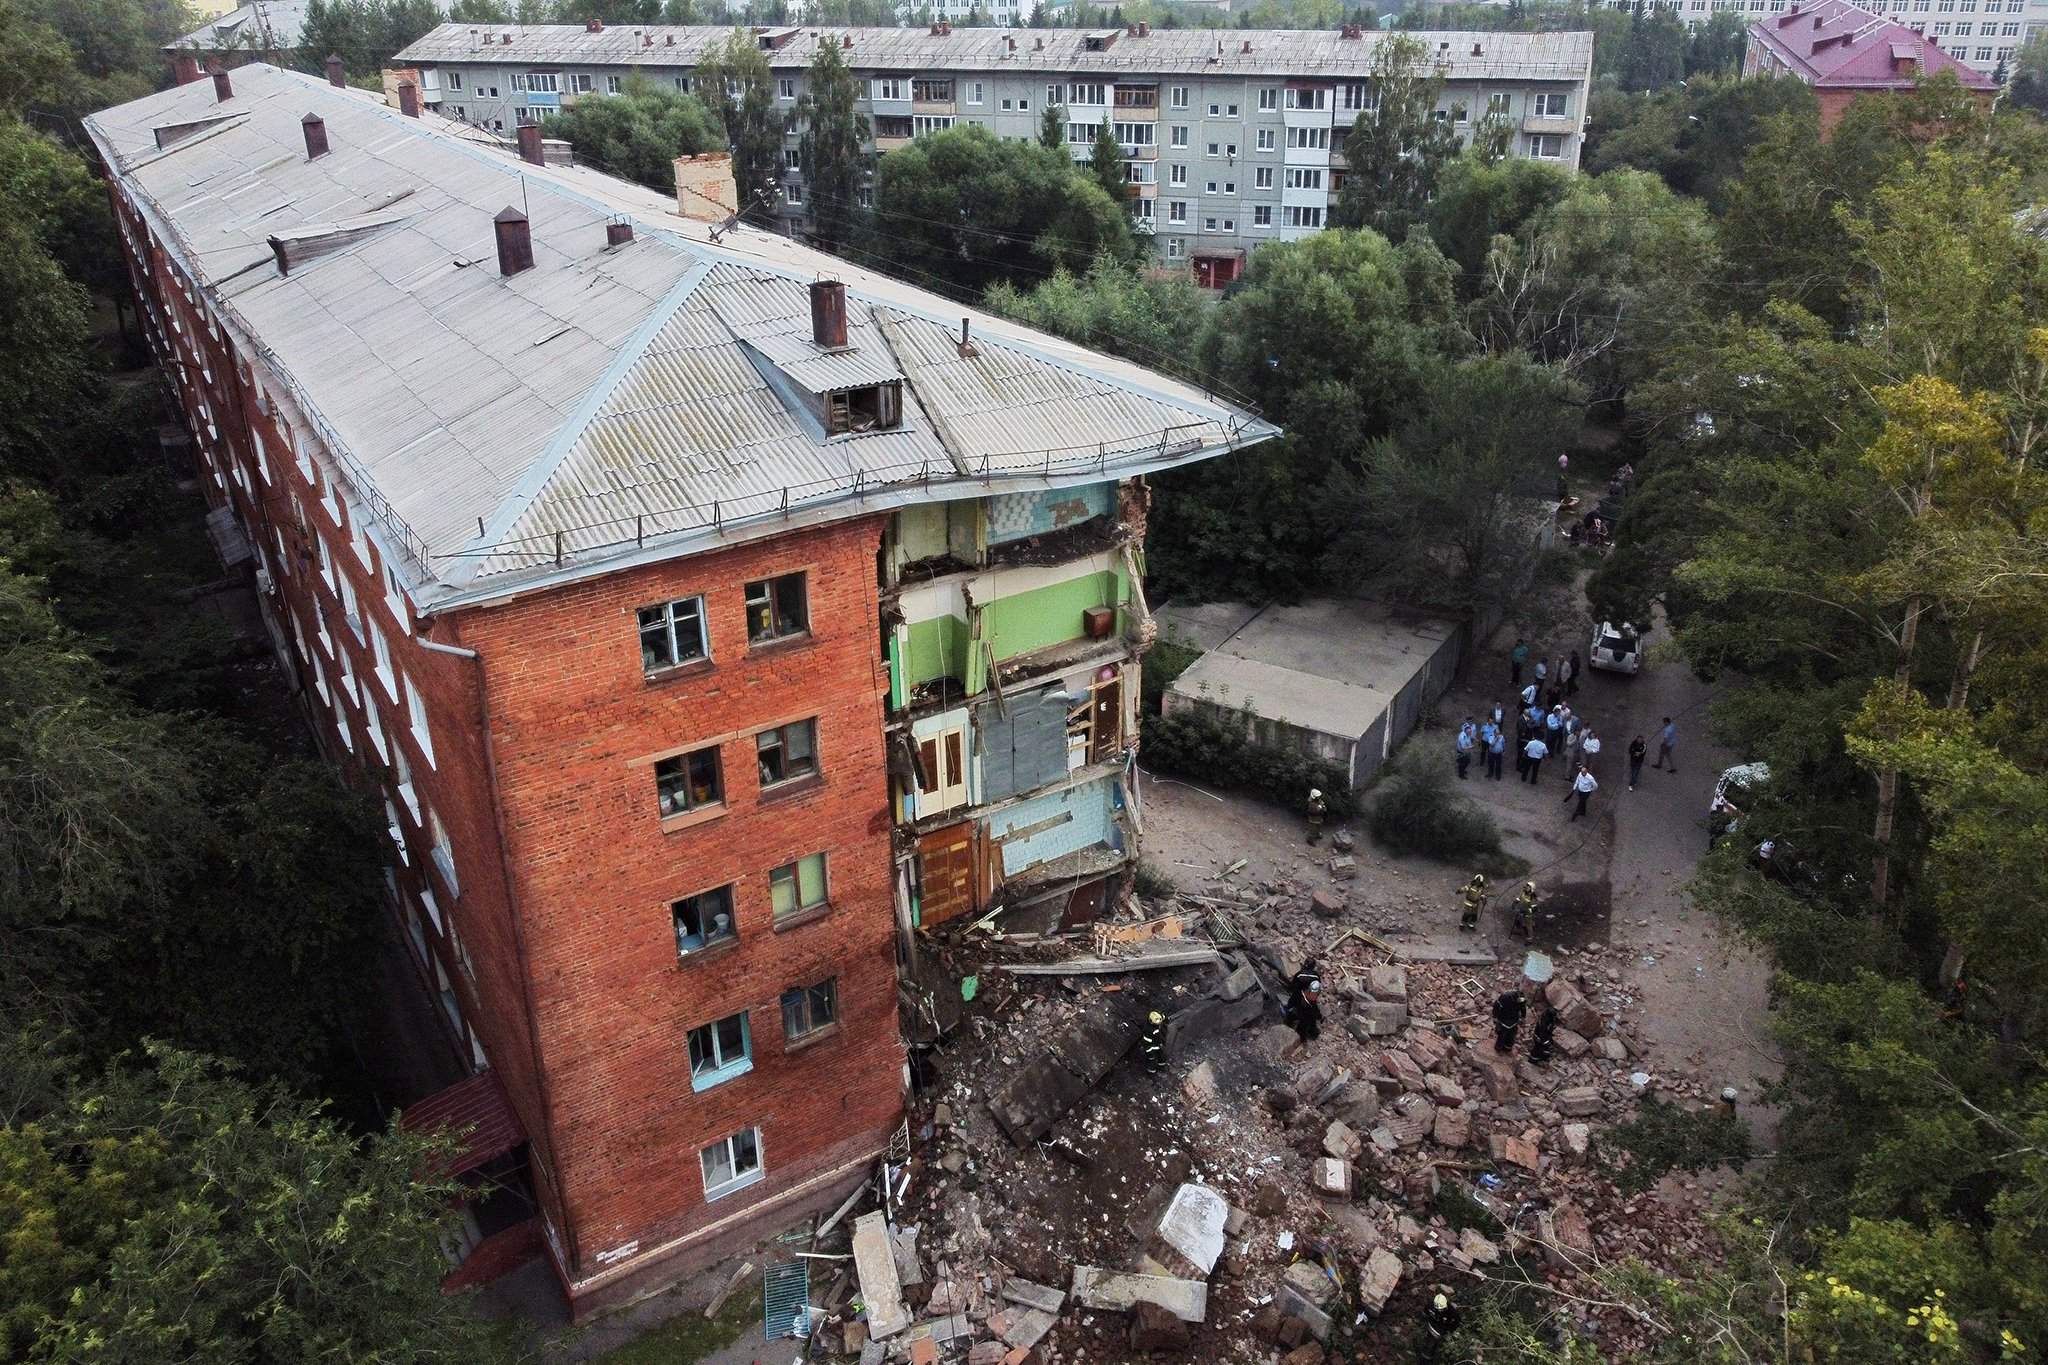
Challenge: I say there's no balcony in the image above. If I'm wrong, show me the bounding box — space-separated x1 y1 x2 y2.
1522 112 1578 135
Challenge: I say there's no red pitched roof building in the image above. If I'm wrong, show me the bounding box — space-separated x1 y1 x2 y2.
1744 0 1998 134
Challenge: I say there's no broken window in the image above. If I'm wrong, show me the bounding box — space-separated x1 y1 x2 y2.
781 978 838 1040
756 720 818 788
688 1011 751 1089
744 573 807 643
700 1126 762 1199
655 746 722 817
673 885 737 955
769 853 828 919
638 595 707 672
824 382 901 436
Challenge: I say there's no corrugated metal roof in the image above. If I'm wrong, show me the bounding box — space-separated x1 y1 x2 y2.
395 22 1593 83
87 64 1277 607
167 0 311 52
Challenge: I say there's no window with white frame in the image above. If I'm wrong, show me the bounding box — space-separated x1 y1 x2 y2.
1256 128 1276 151
688 1011 752 1089
384 565 412 635
1532 91 1569 117
572 73 592 92
913 115 953 135
1286 126 1330 149
1284 87 1329 110
429 809 457 893
404 671 434 767
1066 82 1105 105
1170 124 1188 147
371 623 396 698
395 744 419 820
1488 91 1511 116
874 77 906 101
1284 205 1325 227
1206 141 1219 156
365 695 388 759
700 1127 762 1200
1341 81 1370 110
1257 87 1278 110
1255 166 1274 188
1169 85 1189 108
1527 132 1566 159
447 71 463 90
1168 200 1188 223
311 653 330 705
1113 121 1154 147
778 77 796 99
338 575 363 641
1254 204 1273 226
338 648 359 704
968 81 983 104
384 797 408 863
1285 167 1324 189
316 533 335 593
526 72 558 92
1166 238 1185 259
784 183 803 204
607 75 622 93
449 913 475 979
1170 163 1187 185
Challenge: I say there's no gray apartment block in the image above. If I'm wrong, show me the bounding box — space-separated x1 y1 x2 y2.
394 22 1593 280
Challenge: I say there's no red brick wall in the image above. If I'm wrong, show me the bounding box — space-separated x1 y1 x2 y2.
445 517 907 1296
111 183 556 1224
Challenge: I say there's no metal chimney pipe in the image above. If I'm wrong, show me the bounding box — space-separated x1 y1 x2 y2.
209 61 233 101
325 53 345 86
398 81 420 116
809 279 847 348
517 123 543 165
302 113 329 159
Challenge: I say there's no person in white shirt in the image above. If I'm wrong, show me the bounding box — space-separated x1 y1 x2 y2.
1566 765 1598 821
1580 728 1602 770
1522 736 1549 784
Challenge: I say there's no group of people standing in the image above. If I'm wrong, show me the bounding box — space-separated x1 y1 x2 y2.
1487 643 1605 817
1492 985 1561 1066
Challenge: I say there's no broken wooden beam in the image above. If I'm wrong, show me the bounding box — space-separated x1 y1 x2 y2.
703 1260 754 1319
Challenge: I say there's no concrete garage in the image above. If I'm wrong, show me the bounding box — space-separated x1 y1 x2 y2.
1159 600 1463 788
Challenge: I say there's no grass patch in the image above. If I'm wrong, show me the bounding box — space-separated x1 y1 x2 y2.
1433 1181 1505 1238
1133 858 1177 901
584 1283 762 1365
1366 747 1521 873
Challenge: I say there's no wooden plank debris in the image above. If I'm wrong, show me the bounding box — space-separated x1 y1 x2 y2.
704 1260 754 1319
996 944 1222 976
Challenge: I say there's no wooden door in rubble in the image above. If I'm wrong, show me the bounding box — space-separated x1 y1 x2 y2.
917 821 980 928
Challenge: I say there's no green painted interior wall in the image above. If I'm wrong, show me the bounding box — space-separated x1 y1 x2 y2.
975 568 1126 690
903 614 969 691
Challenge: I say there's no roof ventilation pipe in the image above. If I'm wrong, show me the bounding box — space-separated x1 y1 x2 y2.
325 53 345 86
517 123 544 164
302 113 329 158
209 61 233 101
810 279 848 349
494 206 534 276
398 81 420 116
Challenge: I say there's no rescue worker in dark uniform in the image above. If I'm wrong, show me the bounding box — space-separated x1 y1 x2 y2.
1283 959 1323 1046
1140 1010 1167 1075
1457 873 1488 932
1528 1005 1560 1067
1422 1289 1462 1362
1492 988 1527 1054
1511 881 1539 941
1305 787 1328 844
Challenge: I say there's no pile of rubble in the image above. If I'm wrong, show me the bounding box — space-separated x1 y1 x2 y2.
792 878 1730 1362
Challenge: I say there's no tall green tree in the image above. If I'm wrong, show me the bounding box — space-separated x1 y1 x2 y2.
861 124 1133 295
1040 99 1067 150
540 72 720 193
1088 117 1126 205
1424 152 1571 284
696 27 784 222
796 37 869 250
1331 33 1461 239
0 1039 518 1364
984 254 1209 379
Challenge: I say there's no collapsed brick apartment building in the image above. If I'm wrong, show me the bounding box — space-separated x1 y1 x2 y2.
86 63 1275 1316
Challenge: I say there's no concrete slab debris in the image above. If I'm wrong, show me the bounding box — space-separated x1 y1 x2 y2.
987 1005 1135 1147
1553 1026 1590 1057
1002 1308 1058 1350
1405 1028 1454 1074
1489 1133 1541 1171
1327 1081 1380 1128
1309 888 1345 918
1323 1120 1363 1162
1561 1122 1592 1161
969 1342 1008 1365
1366 965 1408 1002
1381 1049 1426 1091
1071 1267 1208 1323
1424 1074 1466 1106
1432 1104 1471 1149
1357 1001 1408 1036
1274 1284 1333 1342
851 1213 911 1339
1154 1183 1229 1277
1216 960 1259 1002
1330 854 1357 880
1001 1277 1066 1314
891 1225 924 1287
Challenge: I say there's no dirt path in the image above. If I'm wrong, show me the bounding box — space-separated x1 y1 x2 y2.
1140 576 1783 1159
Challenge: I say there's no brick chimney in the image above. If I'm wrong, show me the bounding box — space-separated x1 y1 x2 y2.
172 52 201 84
1241 39 1252 53
585 16 602 30
810 279 848 349
517 123 543 164
398 81 420 116
606 219 634 246
643 31 653 45
842 34 852 47
1138 20 1149 35
325 53 345 86
494 206 534 276
209 61 233 101
302 112 329 159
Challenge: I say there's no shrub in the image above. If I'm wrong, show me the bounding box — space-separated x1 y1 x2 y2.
1603 1095 1754 1194
1365 747 1509 866
1141 704 1356 818
1140 631 1204 716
